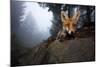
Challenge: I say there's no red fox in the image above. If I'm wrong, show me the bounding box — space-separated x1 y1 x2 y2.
56 10 80 40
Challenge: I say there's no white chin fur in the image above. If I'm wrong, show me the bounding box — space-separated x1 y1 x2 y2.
68 31 71 34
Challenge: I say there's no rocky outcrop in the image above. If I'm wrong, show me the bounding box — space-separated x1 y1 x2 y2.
12 23 95 66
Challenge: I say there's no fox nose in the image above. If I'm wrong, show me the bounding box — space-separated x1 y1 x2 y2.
68 31 74 35
70 31 74 35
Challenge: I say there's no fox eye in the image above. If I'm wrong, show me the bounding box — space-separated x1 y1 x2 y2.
65 24 69 26
73 23 77 26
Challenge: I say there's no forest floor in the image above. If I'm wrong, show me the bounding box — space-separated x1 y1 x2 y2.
11 22 95 66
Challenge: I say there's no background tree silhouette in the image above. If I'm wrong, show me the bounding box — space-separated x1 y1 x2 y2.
39 3 95 37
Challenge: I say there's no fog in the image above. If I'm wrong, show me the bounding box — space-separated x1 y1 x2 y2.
17 2 53 47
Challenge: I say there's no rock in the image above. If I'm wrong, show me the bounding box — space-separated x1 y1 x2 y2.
13 23 95 66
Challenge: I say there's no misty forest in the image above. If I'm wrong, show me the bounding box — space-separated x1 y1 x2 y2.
11 1 95 66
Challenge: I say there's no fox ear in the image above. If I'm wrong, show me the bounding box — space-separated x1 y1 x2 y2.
61 11 69 22
72 11 80 23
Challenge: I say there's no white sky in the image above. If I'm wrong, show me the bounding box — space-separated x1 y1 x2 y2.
18 2 53 47
22 2 53 32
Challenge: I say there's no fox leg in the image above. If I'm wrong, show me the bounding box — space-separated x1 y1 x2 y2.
56 30 66 41
56 30 61 40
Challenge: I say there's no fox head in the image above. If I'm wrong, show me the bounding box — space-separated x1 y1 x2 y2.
61 10 80 35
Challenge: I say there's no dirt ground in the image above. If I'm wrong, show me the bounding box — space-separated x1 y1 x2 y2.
12 22 95 66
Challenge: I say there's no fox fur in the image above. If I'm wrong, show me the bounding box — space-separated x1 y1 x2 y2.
56 10 80 40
